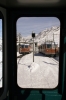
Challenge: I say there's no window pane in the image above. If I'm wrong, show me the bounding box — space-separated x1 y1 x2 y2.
0 19 2 87
47 44 51 48
22 45 24 48
16 17 60 89
25 45 28 48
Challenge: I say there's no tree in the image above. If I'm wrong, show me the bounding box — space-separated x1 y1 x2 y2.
17 33 22 42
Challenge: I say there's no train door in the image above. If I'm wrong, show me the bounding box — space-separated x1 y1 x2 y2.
7 8 66 100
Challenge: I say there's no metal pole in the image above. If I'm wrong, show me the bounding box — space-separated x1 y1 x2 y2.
32 32 35 62
19 33 20 53
33 38 34 62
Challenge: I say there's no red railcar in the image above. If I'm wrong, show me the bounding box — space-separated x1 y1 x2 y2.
19 44 30 54
38 41 59 56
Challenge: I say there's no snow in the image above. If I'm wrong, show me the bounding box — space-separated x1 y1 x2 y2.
28 62 39 72
34 26 60 47
17 52 59 88
17 52 22 57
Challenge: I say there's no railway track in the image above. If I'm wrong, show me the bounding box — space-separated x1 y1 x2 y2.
51 57 59 65
17 54 28 65
17 52 59 66
17 54 23 64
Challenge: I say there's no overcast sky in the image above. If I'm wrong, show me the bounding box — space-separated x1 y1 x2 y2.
16 17 60 37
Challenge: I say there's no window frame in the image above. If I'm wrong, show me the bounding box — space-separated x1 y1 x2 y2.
0 11 4 95
16 16 60 90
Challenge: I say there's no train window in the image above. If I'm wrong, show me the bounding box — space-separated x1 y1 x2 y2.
16 17 60 89
0 19 2 88
25 45 28 48
22 45 24 48
46 44 52 48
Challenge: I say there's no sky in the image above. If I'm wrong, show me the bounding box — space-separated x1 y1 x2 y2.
16 17 60 37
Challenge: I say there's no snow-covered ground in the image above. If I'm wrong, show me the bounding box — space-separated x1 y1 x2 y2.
17 52 59 88
17 52 22 57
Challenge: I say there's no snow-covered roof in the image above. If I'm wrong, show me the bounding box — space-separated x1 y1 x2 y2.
21 44 29 45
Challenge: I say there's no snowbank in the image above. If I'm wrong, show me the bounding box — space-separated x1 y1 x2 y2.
17 52 59 88
17 52 22 57
28 62 39 72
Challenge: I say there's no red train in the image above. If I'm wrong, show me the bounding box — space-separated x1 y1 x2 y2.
38 41 59 56
19 44 31 54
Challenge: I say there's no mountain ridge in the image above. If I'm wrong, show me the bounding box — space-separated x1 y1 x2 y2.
17 26 60 47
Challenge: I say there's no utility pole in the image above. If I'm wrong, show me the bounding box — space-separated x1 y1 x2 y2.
53 33 59 42
19 33 22 45
32 32 35 62
19 33 22 53
19 33 20 46
53 33 54 42
53 33 59 56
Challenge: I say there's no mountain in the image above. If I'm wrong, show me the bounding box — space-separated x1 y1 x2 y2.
23 34 38 42
23 35 32 42
34 26 60 46
17 26 60 47
24 26 60 47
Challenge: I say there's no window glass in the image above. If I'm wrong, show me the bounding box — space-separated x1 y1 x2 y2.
0 19 2 88
47 44 52 48
22 45 24 48
16 17 60 89
25 45 28 48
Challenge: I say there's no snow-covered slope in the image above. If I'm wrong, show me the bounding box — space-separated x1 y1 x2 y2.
34 26 60 46
17 26 60 47
23 26 60 46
